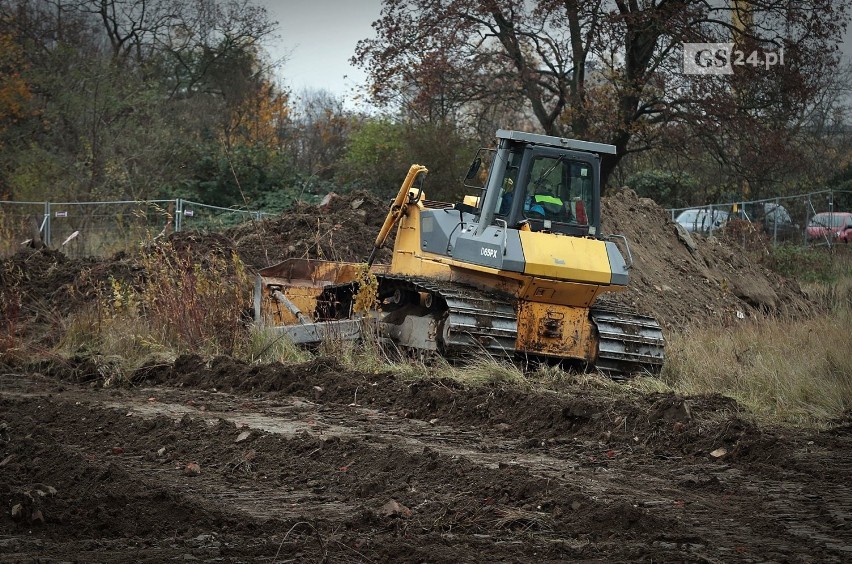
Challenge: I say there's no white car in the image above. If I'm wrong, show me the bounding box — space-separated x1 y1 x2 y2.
675 208 730 233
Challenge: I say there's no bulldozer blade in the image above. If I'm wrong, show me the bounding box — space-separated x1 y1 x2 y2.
254 258 388 328
271 318 364 345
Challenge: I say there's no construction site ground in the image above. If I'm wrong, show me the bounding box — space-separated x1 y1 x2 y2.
1 189 849 561
2 357 851 563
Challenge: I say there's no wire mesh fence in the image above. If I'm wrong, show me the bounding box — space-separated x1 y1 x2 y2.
667 190 852 248
3 190 850 259
0 198 267 258
177 200 267 233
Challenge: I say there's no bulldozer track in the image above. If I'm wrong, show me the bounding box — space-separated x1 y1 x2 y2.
589 308 665 375
378 275 519 356
317 275 665 375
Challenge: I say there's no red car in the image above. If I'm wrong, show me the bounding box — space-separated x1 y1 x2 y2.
806 212 852 243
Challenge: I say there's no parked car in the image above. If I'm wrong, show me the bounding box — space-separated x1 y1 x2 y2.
806 212 852 243
675 208 730 233
735 202 800 241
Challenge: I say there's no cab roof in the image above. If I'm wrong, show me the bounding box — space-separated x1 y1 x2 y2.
496 129 617 155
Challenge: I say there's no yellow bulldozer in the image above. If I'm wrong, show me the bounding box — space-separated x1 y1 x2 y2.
253 130 664 374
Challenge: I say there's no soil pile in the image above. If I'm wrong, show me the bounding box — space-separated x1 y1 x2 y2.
600 188 814 330
0 248 140 317
1 188 816 336
226 190 393 268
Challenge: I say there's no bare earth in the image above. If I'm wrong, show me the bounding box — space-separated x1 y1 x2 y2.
1 357 850 563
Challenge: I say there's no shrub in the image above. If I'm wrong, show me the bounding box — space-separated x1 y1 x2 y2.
767 244 841 283
139 242 251 356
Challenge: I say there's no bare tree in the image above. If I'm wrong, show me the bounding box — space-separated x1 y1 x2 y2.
354 0 849 185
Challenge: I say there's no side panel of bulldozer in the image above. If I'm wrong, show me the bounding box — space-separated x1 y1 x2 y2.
401 202 629 291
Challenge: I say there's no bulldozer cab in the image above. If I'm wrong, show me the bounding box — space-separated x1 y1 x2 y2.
464 130 614 237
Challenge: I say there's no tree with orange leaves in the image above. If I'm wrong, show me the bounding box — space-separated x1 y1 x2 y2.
0 30 32 142
224 79 290 149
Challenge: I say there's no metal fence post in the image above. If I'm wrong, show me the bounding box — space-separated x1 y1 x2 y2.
175 198 182 232
773 197 779 246
804 195 810 246
44 201 51 247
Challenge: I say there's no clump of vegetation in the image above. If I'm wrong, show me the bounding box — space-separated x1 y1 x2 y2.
139 243 250 355
450 354 530 388
766 244 839 283
57 242 252 382
245 325 313 365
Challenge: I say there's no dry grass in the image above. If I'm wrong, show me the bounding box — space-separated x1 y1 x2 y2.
801 275 852 314
245 325 312 364
57 303 176 385
525 363 671 398
139 243 250 355
492 507 553 532
54 242 252 383
317 325 433 380
447 353 530 387
660 249 852 428
311 331 532 387
662 309 852 427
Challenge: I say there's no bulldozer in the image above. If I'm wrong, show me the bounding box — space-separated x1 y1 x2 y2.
254 130 664 374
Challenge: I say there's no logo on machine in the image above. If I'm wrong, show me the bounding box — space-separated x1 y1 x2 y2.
480 246 499 259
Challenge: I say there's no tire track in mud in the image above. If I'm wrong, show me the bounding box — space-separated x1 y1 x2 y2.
2 372 850 562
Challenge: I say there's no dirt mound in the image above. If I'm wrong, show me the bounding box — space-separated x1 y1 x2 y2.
0 248 141 335
226 191 393 268
2 188 817 340
162 230 236 258
600 188 815 329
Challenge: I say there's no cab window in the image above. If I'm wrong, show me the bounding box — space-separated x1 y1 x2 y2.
523 156 592 226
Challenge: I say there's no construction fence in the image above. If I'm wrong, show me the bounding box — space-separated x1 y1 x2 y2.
667 190 852 248
2 190 850 259
0 198 268 258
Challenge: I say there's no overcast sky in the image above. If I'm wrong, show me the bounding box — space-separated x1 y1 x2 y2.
259 0 382 104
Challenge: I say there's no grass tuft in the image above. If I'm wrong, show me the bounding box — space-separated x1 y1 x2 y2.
245 325 313 364
57 303 177 385
448 353 529 387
